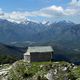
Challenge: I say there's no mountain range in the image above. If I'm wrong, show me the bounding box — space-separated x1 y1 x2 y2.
0 19 80 48
0 19 80 64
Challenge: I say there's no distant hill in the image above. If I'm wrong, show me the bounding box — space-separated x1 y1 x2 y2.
0 43 26 59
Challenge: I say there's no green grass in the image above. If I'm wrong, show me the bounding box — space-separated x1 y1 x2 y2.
31 61 52 65
0 64 10 70
8 60 80 80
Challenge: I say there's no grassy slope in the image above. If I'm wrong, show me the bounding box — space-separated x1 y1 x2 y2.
7 60 80 80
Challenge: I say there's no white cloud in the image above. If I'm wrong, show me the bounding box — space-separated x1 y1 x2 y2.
0 3 80 23
64 9 77 15
69 0 80 7
7 12 27 23
38 5 64 17
0 6 64 23
0 8 4 16
0 11 30 23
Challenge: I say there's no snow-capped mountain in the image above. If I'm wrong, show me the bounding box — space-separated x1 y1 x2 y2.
0 19 80 49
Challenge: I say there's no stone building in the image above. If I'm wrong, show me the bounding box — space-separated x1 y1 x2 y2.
24 46 54 62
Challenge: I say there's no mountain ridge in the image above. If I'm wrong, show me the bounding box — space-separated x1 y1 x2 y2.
0 19 80 49
0 19 80 63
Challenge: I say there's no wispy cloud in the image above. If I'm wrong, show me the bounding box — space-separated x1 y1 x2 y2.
0 1 80 23
0 6 64 23
0 8 4 16
69 0 80 7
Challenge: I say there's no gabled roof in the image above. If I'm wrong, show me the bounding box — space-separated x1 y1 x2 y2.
24 46 53 55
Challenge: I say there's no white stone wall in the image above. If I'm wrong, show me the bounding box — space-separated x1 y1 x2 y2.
24 55 30 62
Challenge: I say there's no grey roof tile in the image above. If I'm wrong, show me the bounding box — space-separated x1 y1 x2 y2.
27 46 54 52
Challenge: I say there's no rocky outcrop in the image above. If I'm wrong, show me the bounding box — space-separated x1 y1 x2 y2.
0 60 80 80
5 60 79 80
0 64 11 80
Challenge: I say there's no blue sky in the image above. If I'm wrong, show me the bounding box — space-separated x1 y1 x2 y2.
0 0 80 23
0 0 70 11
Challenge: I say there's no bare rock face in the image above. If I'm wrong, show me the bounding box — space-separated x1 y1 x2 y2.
45 69 55 80
0 64 11 80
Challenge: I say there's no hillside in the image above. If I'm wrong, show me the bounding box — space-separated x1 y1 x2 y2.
0 19 80 49
0 43 27 64
0 19 80 50
1 60 80 80
0 19 80 64
0 43 26 57
0 19 79 46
